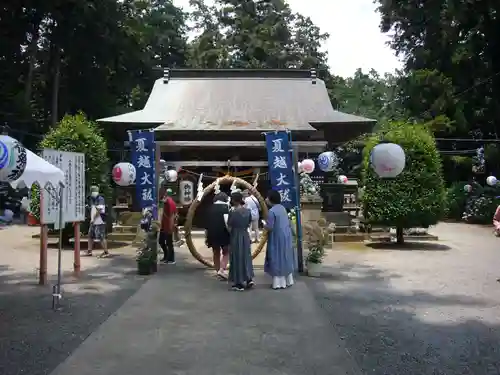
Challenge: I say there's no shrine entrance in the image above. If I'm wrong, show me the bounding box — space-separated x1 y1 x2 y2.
183 175 268 268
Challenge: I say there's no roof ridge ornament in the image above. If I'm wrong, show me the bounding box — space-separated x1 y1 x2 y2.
310 68 317 85
163 67 170 84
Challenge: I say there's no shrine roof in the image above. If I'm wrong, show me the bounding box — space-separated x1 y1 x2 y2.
97 69 375 131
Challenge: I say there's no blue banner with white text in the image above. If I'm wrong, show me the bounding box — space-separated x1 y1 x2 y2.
130 129 157 219
265 131 297 209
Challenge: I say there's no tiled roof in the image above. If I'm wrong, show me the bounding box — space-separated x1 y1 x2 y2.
97 69 375 131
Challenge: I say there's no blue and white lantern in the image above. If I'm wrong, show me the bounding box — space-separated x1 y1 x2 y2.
486 175 497 186
317 151 338 172
0 136 27 182
370 143 405 178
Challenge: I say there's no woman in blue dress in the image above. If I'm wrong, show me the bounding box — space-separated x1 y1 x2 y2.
227 192 255 291
264 190 295 289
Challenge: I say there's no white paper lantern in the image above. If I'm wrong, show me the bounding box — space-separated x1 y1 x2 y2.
486 175 497 186
179 179 194 205
370 143 405 178
301 159 315 174
317 151 338 172
165 169 178 182
112 162 136 186
0 136 27 182
338 175 348 184
464 184 472 193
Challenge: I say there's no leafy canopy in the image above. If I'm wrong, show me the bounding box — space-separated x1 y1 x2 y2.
362 122 445 228
40 112 110 196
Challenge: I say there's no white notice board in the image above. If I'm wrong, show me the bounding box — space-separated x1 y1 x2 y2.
41 149 86 226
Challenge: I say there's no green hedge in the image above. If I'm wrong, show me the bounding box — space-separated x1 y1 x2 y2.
362 122 445 241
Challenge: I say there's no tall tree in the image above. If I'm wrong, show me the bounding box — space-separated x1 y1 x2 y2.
375 0 500 138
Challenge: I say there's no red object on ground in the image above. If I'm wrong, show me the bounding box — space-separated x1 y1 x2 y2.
27 213 39 226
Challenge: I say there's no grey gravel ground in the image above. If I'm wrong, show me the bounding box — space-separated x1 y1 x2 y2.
307 222 500 375
0 255 147 375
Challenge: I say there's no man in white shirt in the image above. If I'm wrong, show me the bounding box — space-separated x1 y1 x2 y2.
243 189 260 243
87 186 108 257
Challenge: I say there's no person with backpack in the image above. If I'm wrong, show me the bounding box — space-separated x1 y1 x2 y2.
243 189 261 243
86 185 109 257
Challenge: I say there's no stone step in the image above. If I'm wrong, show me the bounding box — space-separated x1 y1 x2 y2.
369 234 439 242
333 233 366 242
108 232 137 242
113 225 138 234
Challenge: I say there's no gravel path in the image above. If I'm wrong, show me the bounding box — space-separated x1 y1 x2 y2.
307 222 500 375
0 252 147 375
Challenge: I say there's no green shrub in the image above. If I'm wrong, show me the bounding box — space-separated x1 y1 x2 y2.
32 112 110 242
362 122 445 243
463 195 499 224
444 181 468 220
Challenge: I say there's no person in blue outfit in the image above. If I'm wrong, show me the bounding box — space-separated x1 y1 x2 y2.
264 189 295 289
227 191 255 291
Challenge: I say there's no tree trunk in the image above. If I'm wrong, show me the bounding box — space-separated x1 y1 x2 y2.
51 48 61 126
396 226 404 244
23 19 42 110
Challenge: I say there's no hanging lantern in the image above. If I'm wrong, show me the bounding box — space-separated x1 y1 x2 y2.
301 159 315 174
165 169 178 182
370 143 405 178
317 151 338 172
0 136 27 182
179 179 194 205
338 175 348 184
464 184 472 193
486 175 497 186
112 162 136 186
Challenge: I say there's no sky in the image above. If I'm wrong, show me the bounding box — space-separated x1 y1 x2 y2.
172 0 402 78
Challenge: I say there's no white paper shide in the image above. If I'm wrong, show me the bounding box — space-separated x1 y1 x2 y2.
42 149 86 227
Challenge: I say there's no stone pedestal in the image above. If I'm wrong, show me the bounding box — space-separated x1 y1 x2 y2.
321 183 345 212
300 196 322 223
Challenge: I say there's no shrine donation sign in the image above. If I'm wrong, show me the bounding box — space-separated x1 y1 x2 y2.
130 129 157 219
264 131 297 209
41 149 86 228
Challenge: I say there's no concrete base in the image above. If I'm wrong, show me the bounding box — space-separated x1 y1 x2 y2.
322 211 352 227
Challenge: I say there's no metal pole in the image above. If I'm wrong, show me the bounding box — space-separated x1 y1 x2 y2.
54 184 63 309
289 132 304 273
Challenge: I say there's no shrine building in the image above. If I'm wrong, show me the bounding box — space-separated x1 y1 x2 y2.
98 68 375 227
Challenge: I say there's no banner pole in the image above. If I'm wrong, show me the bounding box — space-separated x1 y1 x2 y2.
288 132 304 273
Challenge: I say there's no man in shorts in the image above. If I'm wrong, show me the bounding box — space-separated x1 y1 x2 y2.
87 186 109 257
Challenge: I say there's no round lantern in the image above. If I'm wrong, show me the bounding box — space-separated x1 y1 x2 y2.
338 175 348 184
486 175 497 186
464 184 472 193
112 162 136 186
317 151 338 172
370 142 405 178
165 169 178 182
0 136 27 182
301 159 315 174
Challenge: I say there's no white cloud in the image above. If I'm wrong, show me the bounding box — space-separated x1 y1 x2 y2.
173 0 402 78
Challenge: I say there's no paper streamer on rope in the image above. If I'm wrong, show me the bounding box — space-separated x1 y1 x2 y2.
196 173 204 201
214 178 221 194
0 136 27 182
112 162 136 186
